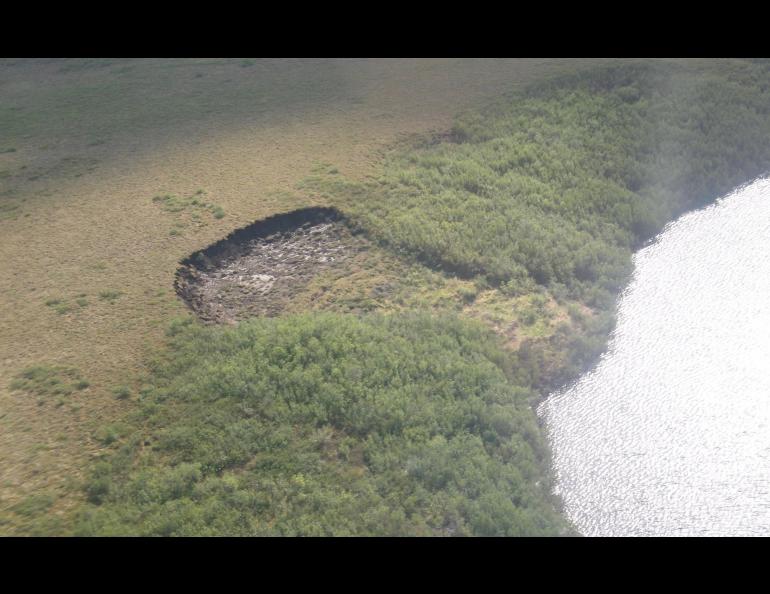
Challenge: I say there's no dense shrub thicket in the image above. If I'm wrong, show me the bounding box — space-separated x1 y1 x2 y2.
348 60 770 308
77 314 568 536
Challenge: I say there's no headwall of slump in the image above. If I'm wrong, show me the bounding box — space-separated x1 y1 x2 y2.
175 207 362 323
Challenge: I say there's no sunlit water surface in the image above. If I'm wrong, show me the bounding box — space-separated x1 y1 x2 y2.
539 177 770 536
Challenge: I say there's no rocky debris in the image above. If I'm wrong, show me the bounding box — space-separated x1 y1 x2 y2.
176 208 357 323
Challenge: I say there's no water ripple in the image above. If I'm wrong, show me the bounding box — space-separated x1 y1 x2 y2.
539 176 770 536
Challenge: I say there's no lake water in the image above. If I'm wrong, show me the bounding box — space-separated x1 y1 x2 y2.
539 177 770 536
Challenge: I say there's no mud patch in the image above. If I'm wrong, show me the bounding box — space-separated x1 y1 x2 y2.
175 207 365 323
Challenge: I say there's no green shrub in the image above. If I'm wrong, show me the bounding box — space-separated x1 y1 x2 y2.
94 423 131 446
112 386 131 400
341 60 770 304
11 493 55 518
458 285 478 304
77 313 568 536
99 290 122 303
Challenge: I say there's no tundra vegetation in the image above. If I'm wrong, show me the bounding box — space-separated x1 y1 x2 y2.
71 60 770 536
77 314 566 535
4 59 770 536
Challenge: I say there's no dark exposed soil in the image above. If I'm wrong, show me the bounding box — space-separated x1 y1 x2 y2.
175 207 362 323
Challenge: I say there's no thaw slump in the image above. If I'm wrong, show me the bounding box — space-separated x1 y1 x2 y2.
175 207 357 323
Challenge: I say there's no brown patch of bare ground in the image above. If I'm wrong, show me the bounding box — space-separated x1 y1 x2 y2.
176 207 363 322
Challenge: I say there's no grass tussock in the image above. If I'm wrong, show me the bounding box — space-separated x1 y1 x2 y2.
98 290 122 303
152 190 225 221
111 386 131 400
10 365 89 399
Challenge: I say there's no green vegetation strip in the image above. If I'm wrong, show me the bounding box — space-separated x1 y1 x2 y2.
78 315 567 536
338 60 770 308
